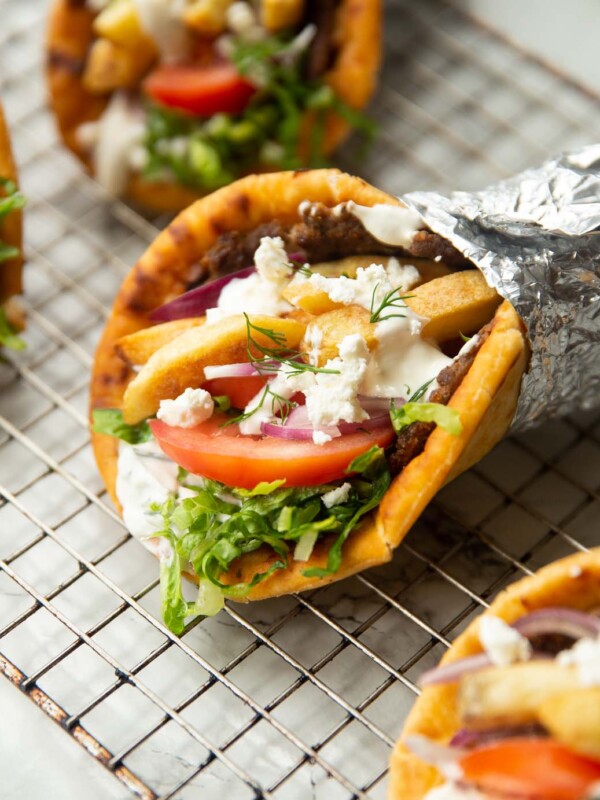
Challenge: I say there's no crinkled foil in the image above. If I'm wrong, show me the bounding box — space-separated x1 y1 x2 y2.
402 144 600 430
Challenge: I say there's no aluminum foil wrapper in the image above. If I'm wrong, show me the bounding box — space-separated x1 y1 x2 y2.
402 144 600 430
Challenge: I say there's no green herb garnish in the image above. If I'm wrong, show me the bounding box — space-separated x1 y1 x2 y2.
369 284 414 324
92 408 152 444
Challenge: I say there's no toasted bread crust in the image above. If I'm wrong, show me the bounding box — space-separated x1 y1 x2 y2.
90 169 528 601
389 548 600 799
46 0 382 211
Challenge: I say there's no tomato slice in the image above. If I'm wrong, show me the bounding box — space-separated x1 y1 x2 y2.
201 376 268 410
150 413 395 489
143 63 256 116
460 738 600 800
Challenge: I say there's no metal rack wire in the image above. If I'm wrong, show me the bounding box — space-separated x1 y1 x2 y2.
0 0 599 797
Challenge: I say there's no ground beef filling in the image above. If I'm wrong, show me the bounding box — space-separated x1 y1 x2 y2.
189 201 468 288
389 321 494 476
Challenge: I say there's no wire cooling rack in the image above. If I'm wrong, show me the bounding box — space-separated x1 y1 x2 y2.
1 1 599 798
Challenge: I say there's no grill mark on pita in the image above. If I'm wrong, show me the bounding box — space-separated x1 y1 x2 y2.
47 48 85 76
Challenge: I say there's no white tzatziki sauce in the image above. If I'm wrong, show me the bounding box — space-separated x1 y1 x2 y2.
343 201 424 248
116 441 182 562
362 316 453 399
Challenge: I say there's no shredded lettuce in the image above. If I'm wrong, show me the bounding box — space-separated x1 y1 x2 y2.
142 31 375 191
0 308 25 350
92 408 152 444
148 451 391 633
390 402 462 436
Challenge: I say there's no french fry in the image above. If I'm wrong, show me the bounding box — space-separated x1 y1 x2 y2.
537 688 600 760
300 306 377 366
183 0 233 35
93 1 156 50
405 270 501 342
82 37 156 94
122 315 306 423
261 0 304 32
115 318 206 367
458 662 581 728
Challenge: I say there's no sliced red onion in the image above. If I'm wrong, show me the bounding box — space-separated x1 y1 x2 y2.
150 266 255 322
513 608 600 641
204 362 261 379
339 413 391 433
420 653 493 687
261 421 341 440
450 724 547 749
420 608 600 688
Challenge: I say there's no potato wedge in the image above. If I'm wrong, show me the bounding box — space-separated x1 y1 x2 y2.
458 662 582 728
537 688 600 760
406 270 501 342
115 318 206 367
183 0 233 35
82 38 156 94
300 306 377 366
261 0 304 32
282 255 451 315
93 1 156 49
122 315 306 423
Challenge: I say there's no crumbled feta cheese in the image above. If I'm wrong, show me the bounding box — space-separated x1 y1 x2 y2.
226 1 256 33
304 335 370 427
478 615 532 667
385 257 421 292
312 430 332 446
206 236 293 323
557 636 600 686
322 482 352 508
254 236 294 284
133 0 190 62
304 324 323 367
91 93 146 196
157 387 214 428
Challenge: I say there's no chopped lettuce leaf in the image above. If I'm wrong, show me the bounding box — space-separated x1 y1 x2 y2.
390 402 462 436
151 448 391 631
236 479 286 498
0 308 25 350
156 531 190 635
294 530 319 562
92 408 152 444
213 395 231 413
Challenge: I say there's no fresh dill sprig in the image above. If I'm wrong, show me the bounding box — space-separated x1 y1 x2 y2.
244 314 340 376
369 284 415 324
408 379 434 402
222 384 297 427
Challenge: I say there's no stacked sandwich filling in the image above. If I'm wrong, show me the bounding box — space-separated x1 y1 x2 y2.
408 610 600 800
75 0 373 195
94 198 504 631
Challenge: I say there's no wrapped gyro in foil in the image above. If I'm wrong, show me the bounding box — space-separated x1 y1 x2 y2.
402 144 600 430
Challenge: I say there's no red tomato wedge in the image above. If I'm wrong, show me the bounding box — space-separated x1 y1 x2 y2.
150 413 395 489
143 63 256 117
201 376 268 410
460 739 600 800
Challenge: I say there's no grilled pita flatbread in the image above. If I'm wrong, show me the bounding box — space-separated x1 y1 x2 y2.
90 168 528 601
389 548 600 800
46 0 382 212
0 104 23 317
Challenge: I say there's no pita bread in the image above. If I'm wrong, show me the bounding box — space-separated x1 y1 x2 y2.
90 168 528 601
0 103 23 317
389 548 600 799
46 0 382 212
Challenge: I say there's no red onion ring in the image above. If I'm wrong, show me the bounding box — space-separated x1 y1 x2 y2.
150 266 255 322
512 607 600 640
204 363 261 379
420 608 600 688
450 724 547 749
260 421 341 440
